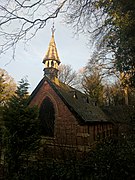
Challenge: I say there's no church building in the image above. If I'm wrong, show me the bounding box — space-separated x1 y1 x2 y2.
29 27 113 152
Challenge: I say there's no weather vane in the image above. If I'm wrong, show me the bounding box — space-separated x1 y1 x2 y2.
51 21 56 35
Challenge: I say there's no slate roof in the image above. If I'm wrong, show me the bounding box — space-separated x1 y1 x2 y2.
102 106 135 123
29 76 110 125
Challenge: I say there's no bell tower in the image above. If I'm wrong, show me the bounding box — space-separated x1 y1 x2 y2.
43 24 61 80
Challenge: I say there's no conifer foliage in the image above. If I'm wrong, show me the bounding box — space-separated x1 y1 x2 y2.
0 68 16 106
3 79 40 178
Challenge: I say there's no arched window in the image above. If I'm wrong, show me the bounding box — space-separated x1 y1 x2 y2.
39 97 55 137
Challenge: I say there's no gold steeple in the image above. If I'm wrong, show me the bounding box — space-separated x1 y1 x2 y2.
43 24 60 64
43 24 61 79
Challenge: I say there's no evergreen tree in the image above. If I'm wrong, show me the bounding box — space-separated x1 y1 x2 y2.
3 78 40 179
0 68 16 106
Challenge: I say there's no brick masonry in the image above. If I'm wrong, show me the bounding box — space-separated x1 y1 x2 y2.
29 80 113 152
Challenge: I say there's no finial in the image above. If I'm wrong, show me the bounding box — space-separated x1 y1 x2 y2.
51 21 55 36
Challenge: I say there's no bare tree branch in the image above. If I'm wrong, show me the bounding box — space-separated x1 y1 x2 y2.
0 0 67 57
58 64 80 87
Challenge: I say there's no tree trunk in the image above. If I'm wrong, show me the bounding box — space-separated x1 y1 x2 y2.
124 86 128 105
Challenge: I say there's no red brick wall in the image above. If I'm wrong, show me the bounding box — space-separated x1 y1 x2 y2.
30 81 78 146
29 81 113 151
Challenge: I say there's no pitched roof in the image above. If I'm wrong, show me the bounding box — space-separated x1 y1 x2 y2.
29 76 110 124
102 106 135 123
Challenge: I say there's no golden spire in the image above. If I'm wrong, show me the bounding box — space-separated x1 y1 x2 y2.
43 23 61 80
43 23 60 64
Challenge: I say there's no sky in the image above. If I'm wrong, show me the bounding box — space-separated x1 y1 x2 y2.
0 20 92 92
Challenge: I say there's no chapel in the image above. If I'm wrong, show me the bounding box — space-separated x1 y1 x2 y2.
29 27 113 152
